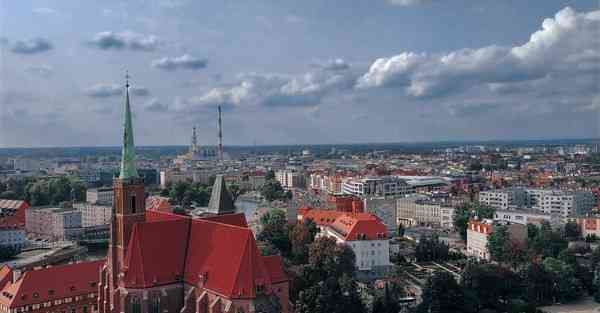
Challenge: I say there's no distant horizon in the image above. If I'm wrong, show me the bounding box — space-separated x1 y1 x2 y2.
0 137 597 151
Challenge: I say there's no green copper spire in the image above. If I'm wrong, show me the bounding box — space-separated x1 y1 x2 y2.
119 73 139 180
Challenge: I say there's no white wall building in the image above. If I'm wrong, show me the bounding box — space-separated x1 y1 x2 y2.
298 209 390 271
74 203 112 227
276 170 306 189
26 207 83 240
86 187 113 205
396 196 455 229
342 176 413 198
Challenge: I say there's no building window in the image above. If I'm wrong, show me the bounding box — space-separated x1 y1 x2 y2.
151 297 160 313
132 297 141 313
131 196 137 214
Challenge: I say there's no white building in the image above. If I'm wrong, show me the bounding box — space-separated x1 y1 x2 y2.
298 209 390 271
74 203 112 227
396 196 455 229
25 207 83 240
86 187 113 205
493 209 554 225
479 188 595 217
478 188 528 210
466 219 527 261
276 170 306 189
342 176 413 198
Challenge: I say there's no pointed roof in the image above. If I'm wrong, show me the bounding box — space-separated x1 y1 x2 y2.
119 76 138 180
207 175 235 215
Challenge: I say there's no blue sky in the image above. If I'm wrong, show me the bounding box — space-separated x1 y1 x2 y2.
0 0 598 147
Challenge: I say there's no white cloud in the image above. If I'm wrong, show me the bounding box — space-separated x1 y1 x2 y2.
85 84 149 98
357 7 600 98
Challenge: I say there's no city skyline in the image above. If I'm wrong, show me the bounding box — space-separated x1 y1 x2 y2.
1 0 599 148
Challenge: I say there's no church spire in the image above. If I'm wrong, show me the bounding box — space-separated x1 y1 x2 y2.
119 71 139 180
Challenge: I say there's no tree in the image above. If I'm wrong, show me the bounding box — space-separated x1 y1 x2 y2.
258 209 291 256
487 224 511 264
261 180 286 202
542 257 583 303
265 170 276 181
564 221 581 240
308 236 356 279
296 275 364 313
453 203 495 241
372 282 405 313
289 222 314 264
415 234 449 262
461 263 522 312
417 271 465 313
527 222 567 259
228 183 245 202
397 224 405 237
520 263 554 306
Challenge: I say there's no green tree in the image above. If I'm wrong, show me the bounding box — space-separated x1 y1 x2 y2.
397 224 405 237
461 263 522 312
261 180 286 202
228 183 245 202
0 245 21 260
527 222 567 258
564 221 581 240
487 224 513 264
258 209 290 255
415 234 449 262
453 203 495 241
265 170 276 181
542 257 583 303
372 282 405 313
289 222 314 264
417 271 465 313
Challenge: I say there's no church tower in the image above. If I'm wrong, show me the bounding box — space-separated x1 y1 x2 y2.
111 73 145 276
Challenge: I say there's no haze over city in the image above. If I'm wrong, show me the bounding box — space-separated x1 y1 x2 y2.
1 0 599 147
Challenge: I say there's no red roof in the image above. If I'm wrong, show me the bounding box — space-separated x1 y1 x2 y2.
299 209 343 226
145 196 172 212
330 213 388 241
201 213 248 228
0 260 103 308
299 209 387 241
0 266 12 290
262 255 287 283
122 212 287 298
0 200 28 229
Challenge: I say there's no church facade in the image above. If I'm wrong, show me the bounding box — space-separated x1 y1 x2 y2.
98 80 289 313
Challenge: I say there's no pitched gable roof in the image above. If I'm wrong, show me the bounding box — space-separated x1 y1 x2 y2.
121 212 287 298
123 217 190 288
0 261 103 308
0 200 28 229
330 213 388 241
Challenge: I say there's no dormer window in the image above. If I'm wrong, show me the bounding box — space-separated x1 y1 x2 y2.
33 292 39 298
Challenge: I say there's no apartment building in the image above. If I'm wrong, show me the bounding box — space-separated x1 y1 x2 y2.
25 207 83 240
342 176 414 198
86 187 113 205
478 188 528 210
396 196 456 229
276 170 306 189
466 219 527 261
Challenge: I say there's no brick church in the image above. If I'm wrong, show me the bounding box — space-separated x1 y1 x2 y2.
98 79 289 313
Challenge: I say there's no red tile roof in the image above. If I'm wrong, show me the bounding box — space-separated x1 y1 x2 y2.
330 213 388 241
299 208 387 241
145 196 172 212
0 200 28 229
122 212 286 298
0 260 103 308
298 209 343 226
201 213 248 228
0 266 12 290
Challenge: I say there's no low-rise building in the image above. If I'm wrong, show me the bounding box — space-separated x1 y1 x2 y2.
25 207 83 241
297 209 391 271
276 170 306 189
0 261 103 313
86 187 113 205
396 196 455 229
74 203 112 227
466 219 527 261
493 209 554 226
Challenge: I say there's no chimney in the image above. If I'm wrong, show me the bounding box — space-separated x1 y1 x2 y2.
12 269 22 283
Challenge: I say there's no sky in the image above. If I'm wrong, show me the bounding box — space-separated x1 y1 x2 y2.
0 0 599 147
